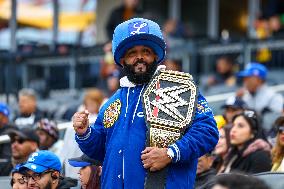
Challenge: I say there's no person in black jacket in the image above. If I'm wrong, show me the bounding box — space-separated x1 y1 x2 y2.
223 110 272 174
195 153 216 189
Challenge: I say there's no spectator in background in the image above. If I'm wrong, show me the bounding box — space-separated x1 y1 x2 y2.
223 110 271 174
0 103 17 176
60 88 105 179
268 15 284 38
211 173 270 189
77 88 105 124
4 128 39 176
271 116 284 172
68 154 101 189
163 59 182 71
195 153 216 189
20 150 77 189
106 70 120 97
221 96 247 124
205 56 236 90
10 163 28 189
212 126 231 174
35 119 63 156
105 0 141 41
237 63 283 133
14 89 43 129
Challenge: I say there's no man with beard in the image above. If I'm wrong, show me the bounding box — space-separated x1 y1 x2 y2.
73 18 218 189
20 150 77 189
4 128 40 176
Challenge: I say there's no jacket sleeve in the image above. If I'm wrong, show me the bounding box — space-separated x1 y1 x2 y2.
75 110 106 162
247 151 272 173
168 93 219 163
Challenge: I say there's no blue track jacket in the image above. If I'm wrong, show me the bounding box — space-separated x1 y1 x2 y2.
76 76 219 189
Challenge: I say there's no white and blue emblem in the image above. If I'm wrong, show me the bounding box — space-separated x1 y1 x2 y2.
28 152 39 162
128 21 149 35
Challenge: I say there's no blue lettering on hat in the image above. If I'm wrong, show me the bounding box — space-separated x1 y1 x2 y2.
128 21 149 36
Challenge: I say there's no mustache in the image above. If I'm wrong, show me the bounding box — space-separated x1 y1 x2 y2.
133 59 147 66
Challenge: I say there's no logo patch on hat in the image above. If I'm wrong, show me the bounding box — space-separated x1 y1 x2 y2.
253 69 260 76
103 99 121 128
31 165 37 170
28 152 39 162
128 21 149 36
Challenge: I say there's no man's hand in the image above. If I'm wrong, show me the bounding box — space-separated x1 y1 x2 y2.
72 110 89 135
141 147 172 172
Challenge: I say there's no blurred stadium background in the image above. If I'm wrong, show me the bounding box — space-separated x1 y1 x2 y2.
1 0 283 117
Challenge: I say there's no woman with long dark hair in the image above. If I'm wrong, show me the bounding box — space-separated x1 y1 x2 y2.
223 110 271 173
68 154 101 189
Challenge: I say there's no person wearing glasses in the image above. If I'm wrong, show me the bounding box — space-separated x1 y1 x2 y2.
4 128 40 176
20 150 77 189
11 163 28 189
271 116 284 172
223 110 272 174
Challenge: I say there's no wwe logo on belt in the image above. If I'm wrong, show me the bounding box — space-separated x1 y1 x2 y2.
129 21 149 35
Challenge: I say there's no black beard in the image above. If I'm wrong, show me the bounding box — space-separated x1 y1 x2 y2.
122 60 158 85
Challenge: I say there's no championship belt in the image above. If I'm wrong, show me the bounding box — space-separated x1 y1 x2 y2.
143 69 197 189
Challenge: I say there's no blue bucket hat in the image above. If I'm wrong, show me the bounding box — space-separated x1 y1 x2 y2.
237 62 267 80
112 17 166 67
20 150 61 173
0 103 9 117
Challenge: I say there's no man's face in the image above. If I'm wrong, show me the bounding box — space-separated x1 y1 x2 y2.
196 155 213 175
19 95 36 115
243 76 262 93
120 45 158 84
25 169 57 189
11 136 37 160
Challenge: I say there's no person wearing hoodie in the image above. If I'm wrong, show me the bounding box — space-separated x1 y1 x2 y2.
20 150 77 189
223 110 272 174
72 17 218 189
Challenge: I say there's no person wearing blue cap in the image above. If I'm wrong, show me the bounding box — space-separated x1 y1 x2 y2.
237 62 283 132
20 150 77 189
73 17 218 189
68 154 101 189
